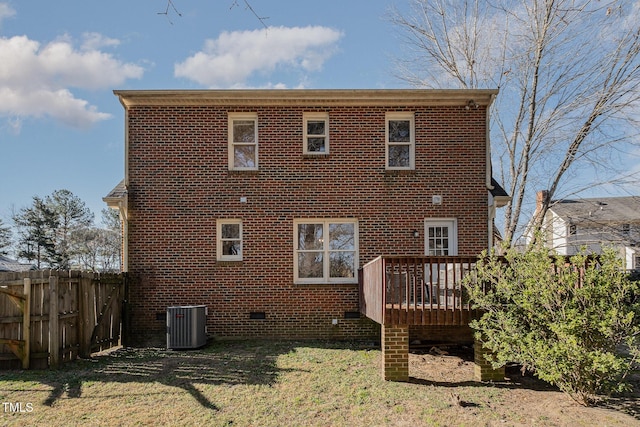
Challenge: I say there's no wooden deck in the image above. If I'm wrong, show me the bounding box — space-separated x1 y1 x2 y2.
359 256 482 326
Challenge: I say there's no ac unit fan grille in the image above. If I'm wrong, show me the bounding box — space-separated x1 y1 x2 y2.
166 305 207 349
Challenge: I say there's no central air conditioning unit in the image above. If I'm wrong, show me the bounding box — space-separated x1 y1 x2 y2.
166 305 208 349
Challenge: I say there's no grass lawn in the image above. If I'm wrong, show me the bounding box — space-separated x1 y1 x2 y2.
0 340 638 426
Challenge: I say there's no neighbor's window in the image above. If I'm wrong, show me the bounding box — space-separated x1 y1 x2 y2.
568 224 577 236
386 112 415 170
303 113 329 154
425 219 457 256
294 219 358 284
622 223 631 236
228 113 258 170
217 219 243 261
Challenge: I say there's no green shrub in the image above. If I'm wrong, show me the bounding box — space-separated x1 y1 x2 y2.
464 245 640 405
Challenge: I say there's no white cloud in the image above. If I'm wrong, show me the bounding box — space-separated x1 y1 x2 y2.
0 34 143 129
2 116 22 135
0 87 111 128
0 3 15 26
175 26 343 87
81 32 121 51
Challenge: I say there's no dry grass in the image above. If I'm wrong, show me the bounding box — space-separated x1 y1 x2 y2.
0 340 638 426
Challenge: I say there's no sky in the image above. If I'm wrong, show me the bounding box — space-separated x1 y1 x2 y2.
0 0 408 227
1 0 637 242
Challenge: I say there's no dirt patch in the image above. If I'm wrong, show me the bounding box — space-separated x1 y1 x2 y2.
408 344 640 426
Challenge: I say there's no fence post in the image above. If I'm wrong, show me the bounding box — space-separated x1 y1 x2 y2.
22 278 31 369
78 274 92 358
49 274 59 369
121 273 130 347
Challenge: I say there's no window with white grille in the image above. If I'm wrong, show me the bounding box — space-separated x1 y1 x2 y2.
386 112 415 170
303 113 329 154
228 113 258 170
425 219 457 256
217 219 243 261
294 219 358 284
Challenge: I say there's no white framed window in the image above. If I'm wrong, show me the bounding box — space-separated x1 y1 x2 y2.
386 112 415 170
228 113 258 170
622 223 631 236
217 219 243 261
425 219 457 255
294 219 358 284
303 113 329 154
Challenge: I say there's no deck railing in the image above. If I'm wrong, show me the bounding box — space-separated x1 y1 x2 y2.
359 255 482 326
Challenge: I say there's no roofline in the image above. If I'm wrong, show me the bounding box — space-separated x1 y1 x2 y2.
550 195 640 204
113 89 499 108
102 196 124 208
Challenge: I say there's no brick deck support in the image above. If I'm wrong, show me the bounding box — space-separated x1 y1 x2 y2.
473 338 505 381
382 324 409 381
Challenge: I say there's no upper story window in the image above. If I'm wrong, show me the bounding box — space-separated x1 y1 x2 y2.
217 219 243 261
303 113 329 155
386 112 415 170
294 219 358 284
568 224 577 236
228 113 258 170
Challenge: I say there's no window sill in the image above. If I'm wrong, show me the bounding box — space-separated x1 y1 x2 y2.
216 260 243 265
303 153 330 158
294 281 358 286
385 169 416 176
228 169 259 176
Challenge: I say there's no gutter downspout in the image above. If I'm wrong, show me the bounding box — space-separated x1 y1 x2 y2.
117 92 130 272
486 93 497 250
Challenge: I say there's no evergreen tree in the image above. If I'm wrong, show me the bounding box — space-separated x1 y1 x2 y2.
13 197 58 268
13 190 95 269
46 189 94 269
0 218 11 256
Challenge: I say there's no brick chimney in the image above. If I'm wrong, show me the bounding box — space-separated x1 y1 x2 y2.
536 190 549 214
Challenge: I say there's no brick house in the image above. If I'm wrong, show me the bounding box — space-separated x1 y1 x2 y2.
105 89 508 379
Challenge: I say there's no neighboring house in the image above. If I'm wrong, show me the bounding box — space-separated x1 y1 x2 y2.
104 89 507 350
0 255 33 272
531 190 640 269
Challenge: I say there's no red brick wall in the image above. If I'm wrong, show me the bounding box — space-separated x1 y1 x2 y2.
125 103 489 345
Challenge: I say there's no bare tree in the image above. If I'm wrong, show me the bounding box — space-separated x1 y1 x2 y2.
159 0 268 27
390 0 640 245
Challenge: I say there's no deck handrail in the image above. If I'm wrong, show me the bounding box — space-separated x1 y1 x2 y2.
359 255 481 326
359 254 607 326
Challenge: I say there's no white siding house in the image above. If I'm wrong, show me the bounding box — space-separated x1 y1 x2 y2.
531 191 640 270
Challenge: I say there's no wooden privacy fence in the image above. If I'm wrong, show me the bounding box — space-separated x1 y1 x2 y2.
0 270 128 369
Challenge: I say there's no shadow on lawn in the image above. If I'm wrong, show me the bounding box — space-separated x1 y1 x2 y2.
1 340 638 420
29 340 307 412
